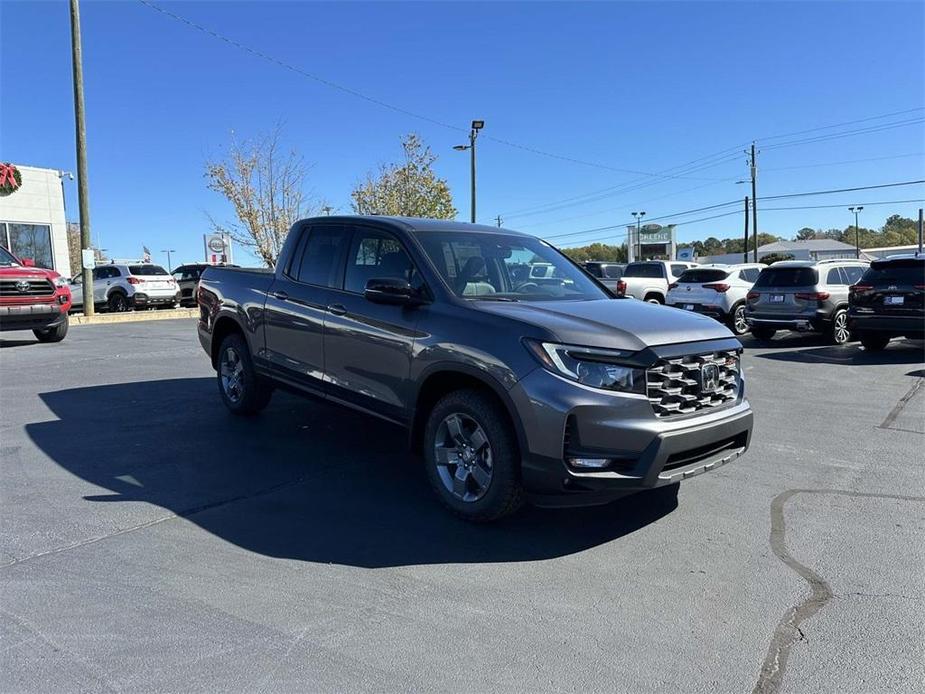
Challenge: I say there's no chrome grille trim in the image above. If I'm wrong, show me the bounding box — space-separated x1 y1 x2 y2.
0 278 55 297
646 350 740 418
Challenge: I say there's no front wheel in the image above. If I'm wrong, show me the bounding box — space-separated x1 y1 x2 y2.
108 292 129 313
216 333 273 415
728 303 749 335
33 315 69 343
423 389 524 522
859 333 891 352
829 308 851 345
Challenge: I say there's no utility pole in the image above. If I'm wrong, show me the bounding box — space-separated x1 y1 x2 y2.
69 0 94 315
495 215 502 228
321 205 333 216
161 249 176 272
918 208 923 254
849 206 864 259
748 143 758 263
743 196 750 263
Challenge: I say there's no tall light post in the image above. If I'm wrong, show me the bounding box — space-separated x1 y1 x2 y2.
161 249 176 272
454 119 484 223
848 206 864 259
632 211 646 261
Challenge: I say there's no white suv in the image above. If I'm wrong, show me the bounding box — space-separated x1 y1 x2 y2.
667 263 764 335
69 263 180 312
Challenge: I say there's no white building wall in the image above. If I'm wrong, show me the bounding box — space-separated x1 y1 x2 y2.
0 165 71 276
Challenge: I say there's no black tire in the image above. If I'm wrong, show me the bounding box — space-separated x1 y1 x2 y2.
216 332 273 415
33 315 69 343
423 389 524 522
859 333 891 352
750 326 777 341
728 302 748 336
644 293 664 305
108 292 129 313
828 308 851 345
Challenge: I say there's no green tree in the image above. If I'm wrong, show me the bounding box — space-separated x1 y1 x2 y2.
561 242 626 263
795 227 817 240
760 253 795 265
351 133 456 219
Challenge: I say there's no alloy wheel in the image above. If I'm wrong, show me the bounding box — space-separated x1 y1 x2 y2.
220 346 245 403
433 413 493 502
733 305 748 335
833 311 849 344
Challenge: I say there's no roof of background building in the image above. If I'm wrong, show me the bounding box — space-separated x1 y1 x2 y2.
757 239 858 252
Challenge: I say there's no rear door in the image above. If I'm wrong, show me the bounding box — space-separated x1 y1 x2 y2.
263 224 349 392
321 224 424 422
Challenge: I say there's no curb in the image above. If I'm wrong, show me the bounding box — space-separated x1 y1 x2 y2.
70 309 198 325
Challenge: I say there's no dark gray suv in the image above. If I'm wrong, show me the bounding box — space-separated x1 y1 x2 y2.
197 217 753 521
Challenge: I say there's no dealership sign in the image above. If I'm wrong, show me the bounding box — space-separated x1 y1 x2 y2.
203 233 233 264
639 224 672 244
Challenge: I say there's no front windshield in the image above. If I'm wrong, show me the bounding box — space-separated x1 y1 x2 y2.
416 231 607 301
0 247 19 266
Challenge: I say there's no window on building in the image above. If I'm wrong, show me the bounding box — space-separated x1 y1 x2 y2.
6 223 53 270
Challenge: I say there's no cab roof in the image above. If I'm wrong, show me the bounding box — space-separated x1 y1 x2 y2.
302 215 532 237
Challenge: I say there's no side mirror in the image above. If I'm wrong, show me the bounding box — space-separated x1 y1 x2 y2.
21 257 35 267
364 277 423 305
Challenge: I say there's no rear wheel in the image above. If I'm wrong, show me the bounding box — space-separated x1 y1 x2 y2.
829 308 851 345
644 293 664 305
216 333 273 415
859 333 891 352
728 303 748 335
33 316 68 343
750 326 776 341
423 389 524 522
108 292 129 313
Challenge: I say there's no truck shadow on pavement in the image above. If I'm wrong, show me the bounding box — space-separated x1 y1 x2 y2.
742 335 925 367
26 378 676 569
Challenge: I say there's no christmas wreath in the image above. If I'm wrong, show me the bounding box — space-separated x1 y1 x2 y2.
0 163 22 196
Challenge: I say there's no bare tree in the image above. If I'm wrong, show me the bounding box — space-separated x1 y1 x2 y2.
205 128 321 267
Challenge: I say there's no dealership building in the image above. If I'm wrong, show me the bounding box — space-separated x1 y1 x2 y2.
626 223 678 262
0 164 72 276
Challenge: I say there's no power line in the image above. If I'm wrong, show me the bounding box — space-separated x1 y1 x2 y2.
555 210 743 248
761 179 925 200
137 0 717 181
756 107 925 142
761 198 925 212
761 118 925 151
762 152 924 172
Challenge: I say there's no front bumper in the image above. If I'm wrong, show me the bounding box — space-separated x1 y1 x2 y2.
0 303 68 332
509 366 753 507
848 311 925 337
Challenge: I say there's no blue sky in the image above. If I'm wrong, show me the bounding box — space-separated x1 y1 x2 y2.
2 0 923 267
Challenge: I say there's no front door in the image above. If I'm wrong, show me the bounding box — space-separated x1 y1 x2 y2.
322 225 425 423
263 224 349 393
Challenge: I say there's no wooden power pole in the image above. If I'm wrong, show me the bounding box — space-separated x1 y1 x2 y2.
70 0 94 315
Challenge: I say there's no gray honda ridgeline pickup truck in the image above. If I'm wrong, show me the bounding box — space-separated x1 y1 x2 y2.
198 217 753 521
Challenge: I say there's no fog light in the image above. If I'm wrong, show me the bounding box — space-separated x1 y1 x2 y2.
568 457 611 469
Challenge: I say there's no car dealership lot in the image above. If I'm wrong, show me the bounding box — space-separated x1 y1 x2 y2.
1 320 923 693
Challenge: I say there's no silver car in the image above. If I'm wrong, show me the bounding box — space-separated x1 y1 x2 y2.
744 259 869 344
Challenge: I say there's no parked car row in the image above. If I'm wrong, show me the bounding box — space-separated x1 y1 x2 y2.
69 263 181 312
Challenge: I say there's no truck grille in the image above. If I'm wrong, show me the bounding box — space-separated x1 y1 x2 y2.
0 278 55 297
647 350 740 418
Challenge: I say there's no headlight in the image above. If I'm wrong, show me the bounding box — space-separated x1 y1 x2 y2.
52 276 69 288
524 340 646 394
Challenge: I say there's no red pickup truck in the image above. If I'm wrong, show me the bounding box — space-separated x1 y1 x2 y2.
0 245 72 342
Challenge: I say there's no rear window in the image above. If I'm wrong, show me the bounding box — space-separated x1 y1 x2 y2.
754 267 817 287
623 263 664 278
861 259 925 286
129 265 169 276
677 269 729 283
602 265 624 278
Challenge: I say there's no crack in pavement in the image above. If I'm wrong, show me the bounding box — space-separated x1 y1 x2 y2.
878 376 924 432
752 488 925 694
0 474 308 570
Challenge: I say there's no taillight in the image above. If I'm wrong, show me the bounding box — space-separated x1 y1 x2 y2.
127 277 143 285
746 291 759 302
668 282 678 290
703 283 730 293
915 285 925 290
795 291 830 301
849 284 873 295
616 280 626 296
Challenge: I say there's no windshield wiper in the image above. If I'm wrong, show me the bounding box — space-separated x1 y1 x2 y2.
471 296 519 302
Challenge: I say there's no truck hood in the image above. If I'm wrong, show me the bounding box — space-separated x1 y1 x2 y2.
0 266 57 279
473 298 733 351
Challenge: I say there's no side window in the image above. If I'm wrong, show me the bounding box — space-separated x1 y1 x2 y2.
826 267 846 285
670 264 688 278
843 266 864 284
110 267 122 278
603 265 623 279
344 229 416 294
91 268 102 281
294 226 348 288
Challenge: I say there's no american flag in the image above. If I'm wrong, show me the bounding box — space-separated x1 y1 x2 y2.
142 246 151 263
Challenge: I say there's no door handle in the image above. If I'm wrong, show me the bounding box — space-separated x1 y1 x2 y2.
327 303 347 316
272 290 289 301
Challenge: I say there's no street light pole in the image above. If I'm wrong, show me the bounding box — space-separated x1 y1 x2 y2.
161 249 176 272
454 120 484 224
632 211 646 261
69 0 94 316
849 206 864 259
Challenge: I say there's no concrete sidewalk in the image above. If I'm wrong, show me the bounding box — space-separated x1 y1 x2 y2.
70 308 197 325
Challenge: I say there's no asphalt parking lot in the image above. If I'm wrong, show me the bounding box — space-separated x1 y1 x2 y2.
1 319 923 693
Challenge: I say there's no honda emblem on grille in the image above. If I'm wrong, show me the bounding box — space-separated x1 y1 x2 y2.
700 363 719 393
15 280 30 294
